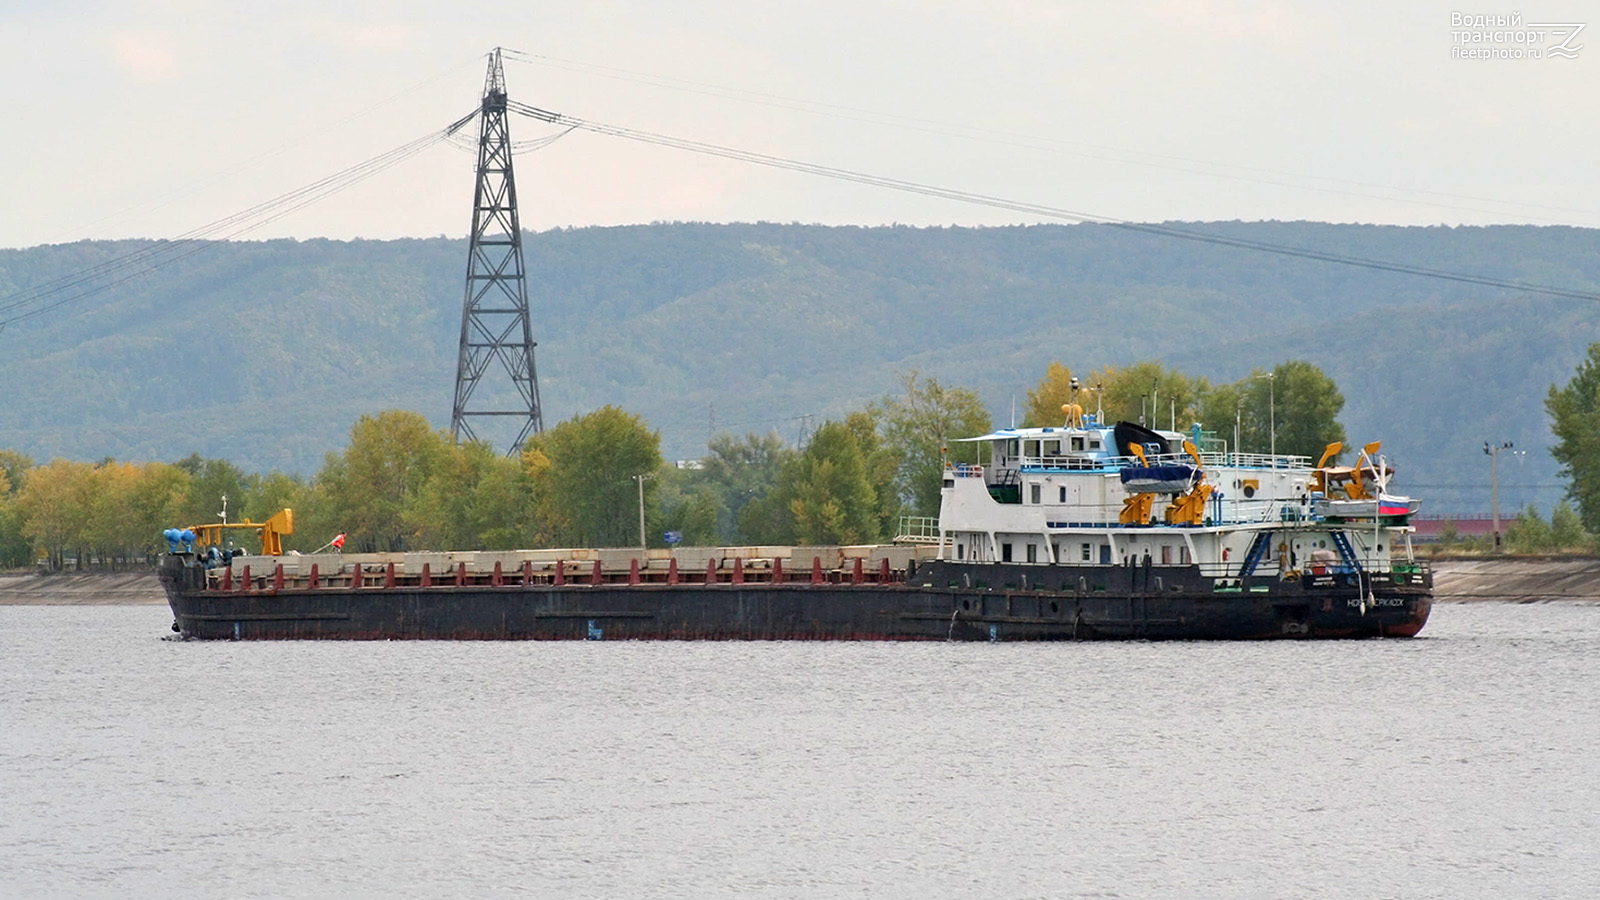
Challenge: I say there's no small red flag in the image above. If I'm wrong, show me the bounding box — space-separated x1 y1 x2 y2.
331 533 346 549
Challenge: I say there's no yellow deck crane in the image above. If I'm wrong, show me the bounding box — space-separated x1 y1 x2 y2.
186 509 294 556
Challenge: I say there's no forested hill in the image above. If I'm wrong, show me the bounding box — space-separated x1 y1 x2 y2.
2 221 1597 514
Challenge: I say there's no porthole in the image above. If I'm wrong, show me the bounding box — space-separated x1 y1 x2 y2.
1243 485 1256 498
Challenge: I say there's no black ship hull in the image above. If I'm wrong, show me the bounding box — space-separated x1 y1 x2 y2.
159 555 1431 641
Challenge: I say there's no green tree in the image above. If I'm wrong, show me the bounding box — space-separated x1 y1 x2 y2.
844 411 902 539
695 431 794 542
1202 361 1346 459
1081 361 1208 429
408 440 539 550
776 419 883 545
875 372 992 516
314 410 451 552
527 406 662 547
1503 504 1553 554
654 464 720 547
173 454 250 528
242 471 312 547
1547 344 1600 531
1550 500 1590 551
0 450 32 495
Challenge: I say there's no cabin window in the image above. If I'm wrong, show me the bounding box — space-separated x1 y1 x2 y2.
1024 440 1040 458
1100 545 1112 564
1181 547 1191 565
1030 484 1041 504
1026 544 1038 563
957 543 965 560
1081 543 1091 561
1002 543 1013 562
1042 440 1060 455
1071 437 1085 452
943 479 954 489
1089 439 1102 450
1059 486 1067 503
1161 545 1172 565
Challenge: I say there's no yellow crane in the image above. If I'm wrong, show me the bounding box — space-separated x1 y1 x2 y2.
186 509 294 556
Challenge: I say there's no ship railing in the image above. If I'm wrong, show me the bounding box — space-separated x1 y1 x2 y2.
1190 558 1431 579
1199 451 1313 469
894 516 943 544
1008 450 1316 473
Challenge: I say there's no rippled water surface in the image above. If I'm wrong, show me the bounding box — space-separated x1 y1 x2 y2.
2 602 1597 899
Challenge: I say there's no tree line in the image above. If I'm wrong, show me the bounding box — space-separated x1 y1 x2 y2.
0 360 1345 570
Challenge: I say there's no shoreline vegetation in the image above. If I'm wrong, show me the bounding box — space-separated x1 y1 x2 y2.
6 558 1600 607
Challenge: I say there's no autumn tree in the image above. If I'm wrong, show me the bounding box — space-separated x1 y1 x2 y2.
1022 361 1080 428
16 459 96 570
875 372 991 516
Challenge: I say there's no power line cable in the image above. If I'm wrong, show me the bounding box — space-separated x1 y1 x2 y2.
503 50 1600 226
0 111 479 329
507 101 1600 304
41 56 486 246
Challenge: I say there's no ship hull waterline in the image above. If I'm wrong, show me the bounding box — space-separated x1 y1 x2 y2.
160 556 1431 642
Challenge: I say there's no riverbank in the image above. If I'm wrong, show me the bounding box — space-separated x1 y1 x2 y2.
6 558 1600 605
0 571 166 605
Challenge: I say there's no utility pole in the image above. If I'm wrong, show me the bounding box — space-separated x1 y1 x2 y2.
634 473 650 549
1256 371 1276 458
1485 441 1513 552
451 47 544 454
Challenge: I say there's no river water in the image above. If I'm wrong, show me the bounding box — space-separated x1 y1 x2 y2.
2 602 1596 899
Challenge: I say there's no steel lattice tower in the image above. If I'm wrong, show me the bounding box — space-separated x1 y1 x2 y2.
451 48 543 452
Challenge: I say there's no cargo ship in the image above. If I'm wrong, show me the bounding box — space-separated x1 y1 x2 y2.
159 411 1431 641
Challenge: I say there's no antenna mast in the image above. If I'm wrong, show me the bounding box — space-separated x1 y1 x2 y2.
451 47 544 452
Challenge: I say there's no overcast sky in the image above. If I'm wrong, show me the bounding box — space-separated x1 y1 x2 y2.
1 0 1594 249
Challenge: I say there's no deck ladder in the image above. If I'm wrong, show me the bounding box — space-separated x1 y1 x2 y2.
1237 531 1273 577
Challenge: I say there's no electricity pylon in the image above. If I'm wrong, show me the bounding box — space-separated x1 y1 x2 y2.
451 47 543 452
